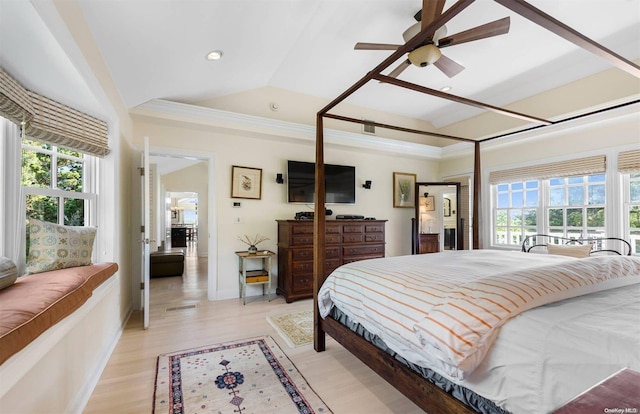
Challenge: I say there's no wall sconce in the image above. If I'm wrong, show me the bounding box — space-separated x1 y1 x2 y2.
423 192 429 197
276 173 284 184
363 180 372 189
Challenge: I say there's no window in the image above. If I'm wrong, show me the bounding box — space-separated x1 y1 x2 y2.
494 181 539 245
547 174 606 239
627 172 640 254
493 174 606 247
21 138 96 252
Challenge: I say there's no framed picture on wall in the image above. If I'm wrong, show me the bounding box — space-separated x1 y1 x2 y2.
393 172 416 208
444 197 451 216
231 166 262 199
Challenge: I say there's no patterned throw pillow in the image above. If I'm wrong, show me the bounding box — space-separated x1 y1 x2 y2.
0 257 18 289
25 219 97 275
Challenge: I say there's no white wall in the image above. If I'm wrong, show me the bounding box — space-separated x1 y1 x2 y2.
132 116 438 300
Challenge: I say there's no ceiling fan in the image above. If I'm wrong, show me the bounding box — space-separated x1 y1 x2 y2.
355 0 510 78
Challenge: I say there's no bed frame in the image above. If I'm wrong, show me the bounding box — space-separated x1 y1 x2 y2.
522 234 632 256
312 1 640 413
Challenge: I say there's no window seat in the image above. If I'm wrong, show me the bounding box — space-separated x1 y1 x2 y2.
0 262 119 365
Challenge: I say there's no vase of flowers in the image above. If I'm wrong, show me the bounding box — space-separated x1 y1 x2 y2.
399 179 410 205
238 234 270 254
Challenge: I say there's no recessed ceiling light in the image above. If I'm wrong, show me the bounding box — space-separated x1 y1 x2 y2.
441 86 452 92
206 50 223 61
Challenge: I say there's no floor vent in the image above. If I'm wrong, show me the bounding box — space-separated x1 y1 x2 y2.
362 119 376 135
166 303 198 312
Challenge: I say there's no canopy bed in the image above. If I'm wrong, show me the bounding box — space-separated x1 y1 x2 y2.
311 0 640 413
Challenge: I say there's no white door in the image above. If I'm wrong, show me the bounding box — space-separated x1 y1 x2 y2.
141 136 151 329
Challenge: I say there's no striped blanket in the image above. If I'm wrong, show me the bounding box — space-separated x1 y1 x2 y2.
318 250 640 379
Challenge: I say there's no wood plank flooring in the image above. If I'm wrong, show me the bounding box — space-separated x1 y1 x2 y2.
84 249 423 413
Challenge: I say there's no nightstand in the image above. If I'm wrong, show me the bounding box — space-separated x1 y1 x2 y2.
236 250 275 305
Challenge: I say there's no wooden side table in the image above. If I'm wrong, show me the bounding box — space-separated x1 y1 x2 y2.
235 250 275 305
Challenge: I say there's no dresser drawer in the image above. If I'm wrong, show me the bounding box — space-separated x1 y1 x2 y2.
292 248 313 260
365 233 384 242
326 234 341 244
292 225 313 235
365 224 384 233
343 234 364 243
291 235 314 246
293 246 340 260
325 258 341 276
292 274 312 293
342 224 364 233
326 225 341 234
326 246 340 258
291 261 313 274
343 244 384 257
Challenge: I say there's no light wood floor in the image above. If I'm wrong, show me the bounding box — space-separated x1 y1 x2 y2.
84 248 423 413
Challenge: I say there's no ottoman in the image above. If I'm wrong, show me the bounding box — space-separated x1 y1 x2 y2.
150 250 185 277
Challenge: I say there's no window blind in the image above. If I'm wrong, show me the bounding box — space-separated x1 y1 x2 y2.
0 67 33 126
618 149 640 173
489 155 606 184
0 66 109 157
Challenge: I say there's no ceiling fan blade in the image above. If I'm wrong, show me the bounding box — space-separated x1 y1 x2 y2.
388 60 411 78
438 17 510 48
434 54 465 78
355 42 402 51
420 0 446 30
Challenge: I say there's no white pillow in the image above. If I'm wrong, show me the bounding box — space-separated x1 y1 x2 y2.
546 243 592 258
0 257 18 289
25 218 97 274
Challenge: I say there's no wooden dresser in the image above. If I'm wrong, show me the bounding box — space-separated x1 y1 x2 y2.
276 219 386 302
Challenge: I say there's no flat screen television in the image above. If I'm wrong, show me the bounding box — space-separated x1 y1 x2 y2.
287 160 356 204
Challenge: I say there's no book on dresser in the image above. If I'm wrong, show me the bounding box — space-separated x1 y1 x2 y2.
276 219 387 303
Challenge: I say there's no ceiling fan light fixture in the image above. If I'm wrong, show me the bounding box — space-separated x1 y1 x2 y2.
402 22 447 44
402 22 421 43
408 44 442 67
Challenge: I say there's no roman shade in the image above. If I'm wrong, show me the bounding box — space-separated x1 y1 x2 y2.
489 155 606 184
0 67 33 126
0 66 109 157
25 92 109 157
618 149 640 173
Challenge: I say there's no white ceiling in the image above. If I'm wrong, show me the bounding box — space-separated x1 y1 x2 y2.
1 0 639 133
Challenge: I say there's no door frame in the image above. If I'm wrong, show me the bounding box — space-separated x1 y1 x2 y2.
134 144 218 307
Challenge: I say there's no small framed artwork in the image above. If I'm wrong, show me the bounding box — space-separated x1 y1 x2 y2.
393 172 416 208
231 166 262 200
444 197 451 216
422 195 435 211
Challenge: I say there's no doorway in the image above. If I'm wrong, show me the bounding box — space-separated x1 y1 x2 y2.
140 148 217 325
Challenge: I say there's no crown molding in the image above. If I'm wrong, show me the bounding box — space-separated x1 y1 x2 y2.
130 99 443 160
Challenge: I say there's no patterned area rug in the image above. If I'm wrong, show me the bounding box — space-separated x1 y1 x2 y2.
153 336 331 413
266 310 313 348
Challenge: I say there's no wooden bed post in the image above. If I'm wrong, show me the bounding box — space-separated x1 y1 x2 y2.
313 114 327 352
473 141 482 249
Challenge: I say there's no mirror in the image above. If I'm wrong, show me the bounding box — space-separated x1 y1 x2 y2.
412 182 462 254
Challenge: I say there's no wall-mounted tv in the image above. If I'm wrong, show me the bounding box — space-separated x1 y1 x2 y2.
287 160 356 204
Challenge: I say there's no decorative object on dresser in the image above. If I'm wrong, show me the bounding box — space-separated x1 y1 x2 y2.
276 219 386 303
237 233 270 254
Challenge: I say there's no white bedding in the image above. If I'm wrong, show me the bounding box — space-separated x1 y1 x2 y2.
318 250 640 413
